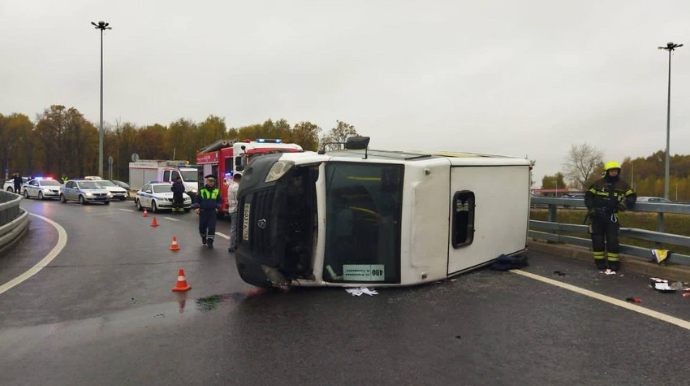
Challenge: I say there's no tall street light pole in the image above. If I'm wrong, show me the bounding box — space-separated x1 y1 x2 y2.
92 21 112 177
658 42 683 200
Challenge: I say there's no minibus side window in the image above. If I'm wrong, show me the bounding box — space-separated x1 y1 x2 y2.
452 191 475 248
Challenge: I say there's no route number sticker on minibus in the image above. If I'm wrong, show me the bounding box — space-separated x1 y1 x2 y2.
342 265 385 281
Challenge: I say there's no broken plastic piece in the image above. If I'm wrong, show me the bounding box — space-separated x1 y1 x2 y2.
553 270 566 276
625 297 642 303
604 269 617 275
651 278 676 293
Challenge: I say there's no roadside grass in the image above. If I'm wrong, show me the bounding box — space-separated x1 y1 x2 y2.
530 209 690 256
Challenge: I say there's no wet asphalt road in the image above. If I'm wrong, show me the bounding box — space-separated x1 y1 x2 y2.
1 198 690 386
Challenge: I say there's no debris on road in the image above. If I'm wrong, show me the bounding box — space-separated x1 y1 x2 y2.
490 254 528 271
650 278 676 293
603 269 617 275
345 287 379 296
625 297 642 303
553 270 566 276
650 249 671 264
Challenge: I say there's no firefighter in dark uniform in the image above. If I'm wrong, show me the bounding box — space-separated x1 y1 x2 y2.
171 176 185 213
584 161 636 272
193 175 222 248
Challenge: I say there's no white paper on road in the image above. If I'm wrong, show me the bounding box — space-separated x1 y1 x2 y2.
345 287 379 296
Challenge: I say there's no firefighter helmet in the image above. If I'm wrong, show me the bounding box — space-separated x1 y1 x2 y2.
604 161 621 171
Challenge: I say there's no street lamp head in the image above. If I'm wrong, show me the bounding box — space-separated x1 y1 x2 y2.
658 42 683 51
91 21 112 31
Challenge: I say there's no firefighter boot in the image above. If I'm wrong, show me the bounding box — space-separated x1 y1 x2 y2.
607 253 620 272
593 251 607 271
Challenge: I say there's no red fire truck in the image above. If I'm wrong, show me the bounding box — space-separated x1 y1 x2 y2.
196 139 303 215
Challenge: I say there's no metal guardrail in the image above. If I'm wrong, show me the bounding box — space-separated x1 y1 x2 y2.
0 190 29 252
530 197 690 266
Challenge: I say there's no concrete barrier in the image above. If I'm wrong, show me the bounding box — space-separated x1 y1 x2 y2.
0 191 29 253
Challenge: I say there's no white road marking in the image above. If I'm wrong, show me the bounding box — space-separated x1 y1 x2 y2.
215 232 230 240
118 209 134 212
512 269 690 331
0 213 68 295
164 217 180 222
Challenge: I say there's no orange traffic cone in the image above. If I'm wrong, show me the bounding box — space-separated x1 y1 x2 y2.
143 208 149 217
172 269 191 292
170 236 180 251
150 216 159 227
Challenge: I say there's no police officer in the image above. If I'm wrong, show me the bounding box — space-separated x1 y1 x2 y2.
13 172 23 194
171 176 185 213
193 175 222 248
584 161 637 272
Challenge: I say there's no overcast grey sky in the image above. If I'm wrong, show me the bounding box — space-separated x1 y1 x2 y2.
1 0 689 185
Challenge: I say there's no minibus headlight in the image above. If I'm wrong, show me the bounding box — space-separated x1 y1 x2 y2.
265 161 294 183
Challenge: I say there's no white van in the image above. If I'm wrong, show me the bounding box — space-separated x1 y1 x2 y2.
234 137 531 288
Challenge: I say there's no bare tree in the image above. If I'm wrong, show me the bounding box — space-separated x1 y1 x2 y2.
563 143 604 191
320 120 358 151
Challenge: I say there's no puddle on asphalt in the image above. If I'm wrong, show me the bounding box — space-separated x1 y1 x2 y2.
1 288 283 337
167 287 278 314
194 293 248 312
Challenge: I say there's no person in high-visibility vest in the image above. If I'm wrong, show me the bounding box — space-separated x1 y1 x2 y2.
192 175 222 247
584 161 636 272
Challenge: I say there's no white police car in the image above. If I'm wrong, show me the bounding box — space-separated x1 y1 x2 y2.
23 178 62 200
94 180 129 201
135 182 192 212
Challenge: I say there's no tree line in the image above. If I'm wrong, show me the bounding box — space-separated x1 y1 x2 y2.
542 143 690 201
0 105 360 182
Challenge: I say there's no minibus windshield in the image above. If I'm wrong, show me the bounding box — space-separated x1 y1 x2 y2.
323 162 404 283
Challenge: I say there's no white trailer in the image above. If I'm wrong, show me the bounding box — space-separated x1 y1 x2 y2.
234 137 531 288
128 160 199 196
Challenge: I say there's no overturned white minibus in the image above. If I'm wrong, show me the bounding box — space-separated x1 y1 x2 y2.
235 137 531 287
